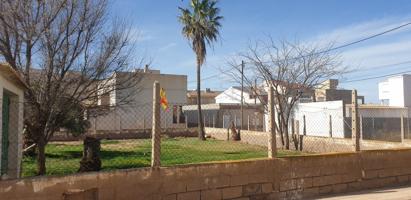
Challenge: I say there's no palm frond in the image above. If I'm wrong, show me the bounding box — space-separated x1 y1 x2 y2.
178 0 223 66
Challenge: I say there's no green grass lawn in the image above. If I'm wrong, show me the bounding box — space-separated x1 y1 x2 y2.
22 137 302 177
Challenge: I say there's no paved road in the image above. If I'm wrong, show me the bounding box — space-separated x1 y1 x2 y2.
317 186 411 200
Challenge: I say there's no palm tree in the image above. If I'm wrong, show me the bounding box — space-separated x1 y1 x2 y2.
179 0 222 140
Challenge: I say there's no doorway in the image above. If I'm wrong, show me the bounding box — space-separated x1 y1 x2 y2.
1 92 10 175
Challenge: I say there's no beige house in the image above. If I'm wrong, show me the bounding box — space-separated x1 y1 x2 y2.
0 64 27 179
315 79 365 104
92 67 187 133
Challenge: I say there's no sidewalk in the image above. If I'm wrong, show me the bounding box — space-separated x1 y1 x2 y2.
317 186 411 200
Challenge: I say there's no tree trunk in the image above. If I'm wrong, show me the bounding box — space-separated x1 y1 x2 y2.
79 137 101 172
197 61 206 140
36 139 46 175
283 121 290 150
277 112 284 146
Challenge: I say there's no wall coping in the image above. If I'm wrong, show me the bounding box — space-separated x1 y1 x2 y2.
4 147 411 185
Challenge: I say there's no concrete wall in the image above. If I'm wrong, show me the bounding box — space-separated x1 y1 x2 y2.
87 104 186 134
183 105 265 131
114 72 187 106
204 127 411 153
2 149 411 200
345 106 410 141
95 70 187 132
52 128 198 141
0 73 24 180
293 101 345 138
404 74 411 108
378 74 411 107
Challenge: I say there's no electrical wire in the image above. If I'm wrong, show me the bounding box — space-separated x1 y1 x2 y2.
187 21 411 83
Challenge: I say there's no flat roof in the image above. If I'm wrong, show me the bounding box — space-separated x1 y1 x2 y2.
183 103 263 110
346 104 407 109
0 63 28 89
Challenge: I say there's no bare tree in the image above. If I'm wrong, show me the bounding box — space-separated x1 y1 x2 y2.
0 0 142 175
227 38 345 150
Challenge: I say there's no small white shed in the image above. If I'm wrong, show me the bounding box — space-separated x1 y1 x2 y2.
0 63 27 179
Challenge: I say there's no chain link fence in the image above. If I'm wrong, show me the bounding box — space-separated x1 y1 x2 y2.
2 91 411 180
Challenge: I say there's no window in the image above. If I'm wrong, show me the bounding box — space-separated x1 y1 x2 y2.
173 105 185 124
173 106 178 124
381 99 389 106
179 106 185 123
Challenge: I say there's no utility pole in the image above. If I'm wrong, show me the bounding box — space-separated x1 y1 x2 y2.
254 78 257 105
241 60 245 131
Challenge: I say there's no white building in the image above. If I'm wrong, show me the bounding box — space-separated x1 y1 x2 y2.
379 74 411 107
92 67 187 132
215 86 264 104
0 64 27 179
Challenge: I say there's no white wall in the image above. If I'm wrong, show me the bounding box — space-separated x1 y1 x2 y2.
404 75 411 107
264 101 345 138
345 106 409 118
378 75 411 107
0 74 25 179
215 87 260 104
293 101 345 138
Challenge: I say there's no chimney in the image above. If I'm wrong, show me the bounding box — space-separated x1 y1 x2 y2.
144 64 149 73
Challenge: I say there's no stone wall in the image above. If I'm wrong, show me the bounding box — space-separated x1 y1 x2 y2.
2 149 411 200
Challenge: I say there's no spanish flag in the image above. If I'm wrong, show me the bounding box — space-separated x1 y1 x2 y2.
160 88 169 111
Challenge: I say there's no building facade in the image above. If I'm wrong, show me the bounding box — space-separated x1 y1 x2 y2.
92 67 187 132
379 74 411 107
315 79 365 105
0 64 26 179
187 89 221 105
215 86 265 104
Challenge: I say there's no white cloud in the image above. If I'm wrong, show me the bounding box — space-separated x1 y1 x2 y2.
341 38 411 68
309 15 411 47
304 14 411 70
159 42 177 51
308 15 411 103
129 28 155 43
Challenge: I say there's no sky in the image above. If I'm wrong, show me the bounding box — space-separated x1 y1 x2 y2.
110 0 411 103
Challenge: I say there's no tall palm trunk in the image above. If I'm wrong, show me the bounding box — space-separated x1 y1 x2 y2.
197 61 206 140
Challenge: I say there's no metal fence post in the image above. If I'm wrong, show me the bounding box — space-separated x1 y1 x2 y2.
213 115 215 128
185 114 188 129
401 114 405 143
359 115 363 140
151 81 161 167
143 115 146 131
303 115 306 136
93 117 97 135
247 115 250 131
268 86 277 158
329 115 332 138
352 90 360 152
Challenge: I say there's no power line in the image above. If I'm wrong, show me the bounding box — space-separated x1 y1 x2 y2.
349 59 411 73
257 21 411 64
187 67 232 83
321 21 411 53
342 69 411 83
187 21 411 83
